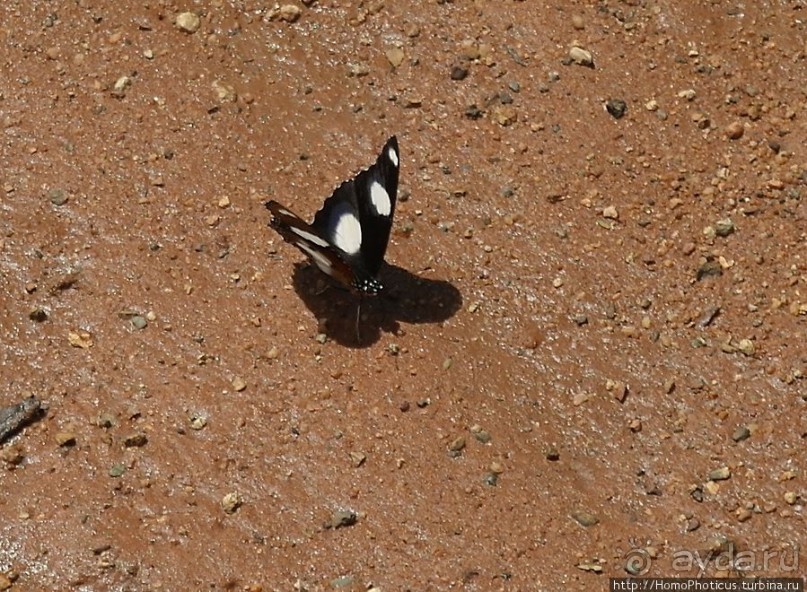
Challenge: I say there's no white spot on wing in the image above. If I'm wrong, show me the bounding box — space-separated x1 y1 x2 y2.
297 242 335 277
369 180 391 216
387 146 399 167
290 225 329 248
332 211 362 254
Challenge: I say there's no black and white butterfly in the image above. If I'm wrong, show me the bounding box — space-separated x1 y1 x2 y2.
265 136 400 297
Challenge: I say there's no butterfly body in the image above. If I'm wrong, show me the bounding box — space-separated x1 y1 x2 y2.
266 136 400 296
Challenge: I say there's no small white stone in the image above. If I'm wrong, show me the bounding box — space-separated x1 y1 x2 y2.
175 12 201 33
569 46 593 67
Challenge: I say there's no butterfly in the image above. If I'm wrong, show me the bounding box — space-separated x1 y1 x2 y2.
265 136 400 297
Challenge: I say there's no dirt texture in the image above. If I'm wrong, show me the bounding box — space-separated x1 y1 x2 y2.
1 1 805 591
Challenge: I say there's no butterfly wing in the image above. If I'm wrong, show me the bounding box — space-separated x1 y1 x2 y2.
312 136 399 277
265 200 357 290
267 136 400 296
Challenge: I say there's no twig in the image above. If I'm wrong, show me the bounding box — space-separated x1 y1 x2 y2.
0 395 43 444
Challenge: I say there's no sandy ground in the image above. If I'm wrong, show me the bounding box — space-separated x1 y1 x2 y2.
0 1 805 591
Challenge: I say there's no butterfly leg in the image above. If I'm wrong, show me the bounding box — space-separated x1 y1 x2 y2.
355 296 363 343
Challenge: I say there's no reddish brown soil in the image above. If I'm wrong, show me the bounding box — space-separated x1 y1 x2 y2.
1 2 805 591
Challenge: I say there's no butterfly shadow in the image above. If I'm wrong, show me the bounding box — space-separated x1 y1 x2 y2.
291 263 462 348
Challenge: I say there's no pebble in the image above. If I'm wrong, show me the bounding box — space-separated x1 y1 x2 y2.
735 507 752 522
725 121 744 140
611 381 628 402
459 40 481 60
572 392 590 406
401 95 421 108
605 99 627 119
109 464 125 477
708 466 731 481
123 433 148 448
572 511 599 527
737 339 755 356
48 188 68 205
450 64 469 80
731 426 751 442
568 46 594 67
464 104 483 119
470 425 491 444
55 432 76 447
696 259 723 281
131 315 147 330
576 562 603 573
691 112 710 129
697 306 720 328
544 445 560 461
278 5 302 22
28 307 48 322
327 509 357 529
175 12 200 33
385 48 404 68
189 412 208 430
97 413 116 428
491 106 517 126
212 80 237 103
603 205 619 219
231 376 247 392
1 446 24 466
110 75 132 99
448 436 466 454
704 481 720 495
714 218 735 237
221 492 242 514
347 63 370 77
